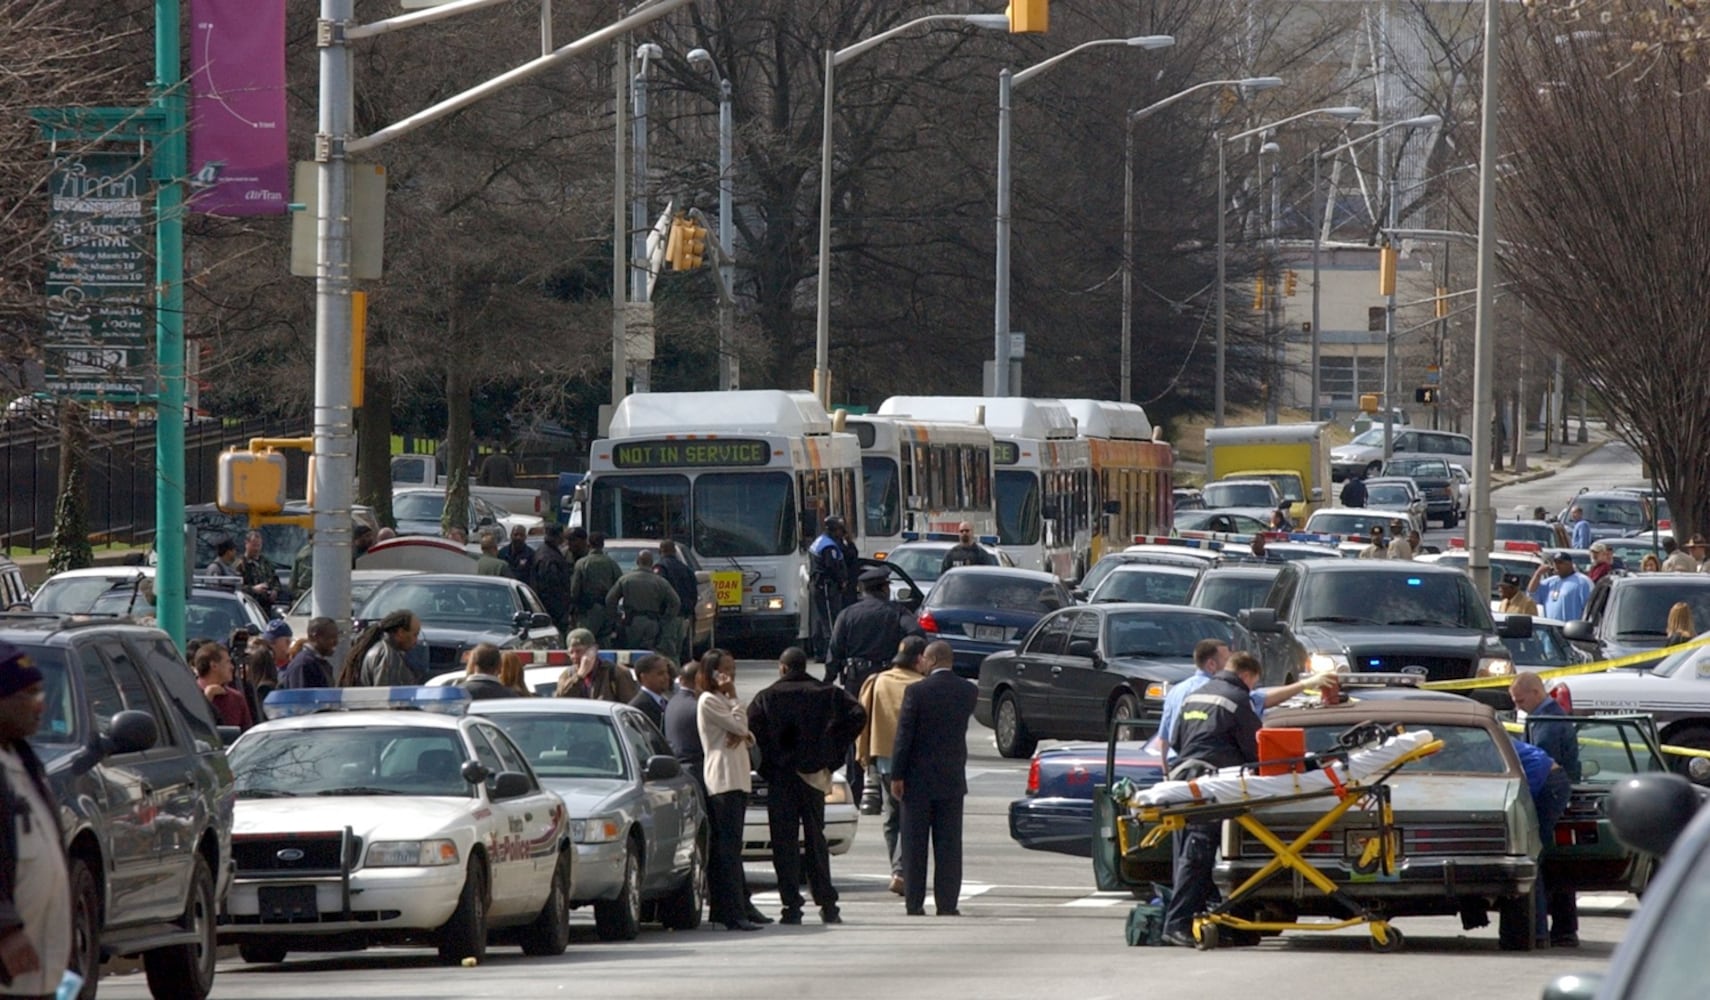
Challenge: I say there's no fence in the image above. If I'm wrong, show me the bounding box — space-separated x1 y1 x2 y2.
1 417 310 553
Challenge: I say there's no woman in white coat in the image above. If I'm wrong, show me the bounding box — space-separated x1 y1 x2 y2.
697 653 762 931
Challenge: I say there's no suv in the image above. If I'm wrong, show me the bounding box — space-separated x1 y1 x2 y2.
1379 457 1458 528
1331 428 1473 482
1238 560 1526 687
1563 573 1710 660
5 613 235 999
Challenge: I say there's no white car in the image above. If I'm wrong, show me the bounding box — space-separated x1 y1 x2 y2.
745 770 858 860
29 565 270 638
221 688 572 965
879 538 1013 601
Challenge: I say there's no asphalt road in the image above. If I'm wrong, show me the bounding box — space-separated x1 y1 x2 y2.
99 653 1632 1000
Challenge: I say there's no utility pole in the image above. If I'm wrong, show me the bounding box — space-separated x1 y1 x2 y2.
717 77 737 390
610 39 628 415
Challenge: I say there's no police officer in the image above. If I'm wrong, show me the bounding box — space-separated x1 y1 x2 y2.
826 566 923 804
1162 651 1262 948
808 517 850 660
606 550 681 656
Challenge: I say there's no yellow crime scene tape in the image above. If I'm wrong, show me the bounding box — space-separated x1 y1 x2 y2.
1497 720 1710 760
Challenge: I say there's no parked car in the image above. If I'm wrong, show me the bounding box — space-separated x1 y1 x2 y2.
29 567 271 641
468 698 705 939
1379 457 1459 528
878 538 1013 602
1009 739 1163 864
1172 508 1273 535
1448 462 1472 516
1558 490 1655 542
1331 427 1472 482
392 487 542 541
746 770 859 860
358 573 563 677
1201 478 1283 511
975 603 1251 757
1416 547 1548 600
1361 476 1429 534
1188 563 1283 619
1495 519 1569 549
1563 574 1710 660
222 688 572 965
1172 487 1205 512
1601 534 1665 568
1085 563 1201 606
1496 614 1593 673
282 569 422 636
5 613 235 999
148 502 379 596
1302 507 1395 541
390 452 547 519
1549 634 1710 759
918 566 1075 678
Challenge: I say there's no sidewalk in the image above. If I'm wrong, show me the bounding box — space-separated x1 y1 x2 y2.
1490 420 1612 490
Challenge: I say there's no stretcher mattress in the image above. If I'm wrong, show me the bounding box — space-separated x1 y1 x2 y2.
1134 729 1436 808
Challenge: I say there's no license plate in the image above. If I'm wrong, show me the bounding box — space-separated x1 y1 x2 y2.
973 624 1006 642
258 884 319 922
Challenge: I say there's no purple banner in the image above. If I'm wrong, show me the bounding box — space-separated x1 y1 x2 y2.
189 0 287 215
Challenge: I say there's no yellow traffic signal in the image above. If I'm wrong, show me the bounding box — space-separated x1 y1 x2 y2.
1285 270 1298 297
1378 246 1398 296
679 220 708 270
1007 0 1048 33
217 449 287 515
1251 275 1266 311
664 217 686 270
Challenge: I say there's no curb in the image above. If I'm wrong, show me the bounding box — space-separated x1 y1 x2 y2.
1491 439 1610 491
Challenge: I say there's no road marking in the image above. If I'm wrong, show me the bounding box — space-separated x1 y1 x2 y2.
1578 893 1634 912
1061 897 1126 908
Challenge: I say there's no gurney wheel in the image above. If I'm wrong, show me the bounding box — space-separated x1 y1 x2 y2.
1197 924 1219 951
1370 926 1403 953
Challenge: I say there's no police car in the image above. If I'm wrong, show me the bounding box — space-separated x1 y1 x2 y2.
220 688 572 965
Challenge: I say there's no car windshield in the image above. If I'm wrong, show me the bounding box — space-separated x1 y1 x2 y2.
364 580 516 626
30 575 136 614
1385 460 1448 478
1175 510 1267 533
884 546 948 584
480 713 629 780
1297 571 1494 630
1090 569 1195 605
392 493 445 522
85 586 256 638
1366 485 1415 506
1302 723 1510 775
229 726 472 798
1305 513 1389 537
1611 587 1710 639
1105 611 1235 659
1579 497 1648 528
1257 474 1304 503
14 644 77 745
589 474 691 541
1502 625 1579 667
1350 428 1387 447
1203 482 1274 508
1192 575 1277 617
995 469 1042 547
290 576 393 619
930 573 1065 614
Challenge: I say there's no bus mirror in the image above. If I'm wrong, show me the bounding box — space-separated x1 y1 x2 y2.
1102 500 1121 515
1310 487 1324 502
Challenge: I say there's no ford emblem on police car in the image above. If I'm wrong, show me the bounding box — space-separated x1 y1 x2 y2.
276 848 306 862
1399 665 1429 678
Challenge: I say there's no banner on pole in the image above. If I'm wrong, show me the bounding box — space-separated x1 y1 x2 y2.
44 152 153 398
189 0 288 215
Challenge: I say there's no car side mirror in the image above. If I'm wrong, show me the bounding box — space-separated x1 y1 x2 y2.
1540 974 1603 1000
1071 589 1088 602
512 610 533 630
490 771 532 800
1309 487 1324 502
1562 620 1595 642
1067 639 1097 659
106 710 158 755
643 754 682 781
461 760 490 785
1497 615 1533 639
1607 772 1708 856
1239 608 1281 633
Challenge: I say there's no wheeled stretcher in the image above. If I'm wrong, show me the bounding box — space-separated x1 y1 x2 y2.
1116 724 1445 951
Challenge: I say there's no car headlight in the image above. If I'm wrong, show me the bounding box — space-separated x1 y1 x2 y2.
571 815 623 844
1477 657 1514 677
825 780 852 806
1144 681 1169 699
1306 653 1349 675
366 839 459 867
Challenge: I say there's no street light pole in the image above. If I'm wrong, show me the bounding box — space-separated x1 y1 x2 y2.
1382 155 1399 461
1467 0 1503 600
717 77 735 390
1310 145 1323 421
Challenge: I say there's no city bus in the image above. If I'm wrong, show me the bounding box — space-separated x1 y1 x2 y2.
584 390 861 651
1059 398 1175 565
845 414 997 559
878 397 1090 580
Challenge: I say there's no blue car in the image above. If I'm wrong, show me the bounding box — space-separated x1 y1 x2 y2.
1009 740 1163 860
917 566 1075 678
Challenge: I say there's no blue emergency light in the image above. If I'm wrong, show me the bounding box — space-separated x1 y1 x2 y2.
263 686 470 719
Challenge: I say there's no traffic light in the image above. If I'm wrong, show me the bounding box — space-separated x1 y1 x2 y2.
1251 275 1266 311
1415 386 1441 405
664 217 686 270
1007 0 1048 33
1285 270 1298 297
1378 245 1398 296
678 219 707 270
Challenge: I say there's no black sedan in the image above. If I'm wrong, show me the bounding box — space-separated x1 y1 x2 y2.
975 603 1251 758
919 567 1074 678
358 572 562 676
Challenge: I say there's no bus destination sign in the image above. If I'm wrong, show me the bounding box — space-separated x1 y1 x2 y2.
991 440 1020 465
612 438 772 469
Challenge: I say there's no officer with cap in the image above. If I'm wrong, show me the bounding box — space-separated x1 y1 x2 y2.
826 565 923 804
0 641 72 995
808 516 850 660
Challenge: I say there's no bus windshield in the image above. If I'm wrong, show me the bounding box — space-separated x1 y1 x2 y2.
589 474 690 540
694 472 795 557
995 469 1041 546
862 457 900 538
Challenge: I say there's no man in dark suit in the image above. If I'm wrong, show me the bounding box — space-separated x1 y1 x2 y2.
629 654 671 730
889 640 977 917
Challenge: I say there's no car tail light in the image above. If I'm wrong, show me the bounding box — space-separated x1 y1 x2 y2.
1025 756 1040 795
918 610 939 633
1549 683 1572 713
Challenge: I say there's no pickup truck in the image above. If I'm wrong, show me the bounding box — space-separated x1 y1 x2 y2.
389 453 546 517
1380 456 1459 528
1563 573 1710 660
1238 559 1527 687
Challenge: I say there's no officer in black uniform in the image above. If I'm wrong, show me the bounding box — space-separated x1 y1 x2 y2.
826 565 923 803
1162 652 1262 948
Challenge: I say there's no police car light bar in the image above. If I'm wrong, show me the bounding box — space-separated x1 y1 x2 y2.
1502 541 1542 553
264 686 470 719
1262 531 1343 546
1447 537 1467 549
1132 534 1223 551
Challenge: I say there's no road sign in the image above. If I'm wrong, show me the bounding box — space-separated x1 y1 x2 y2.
44 152 151 398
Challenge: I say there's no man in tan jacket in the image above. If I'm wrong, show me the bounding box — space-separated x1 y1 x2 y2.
856 636 928 895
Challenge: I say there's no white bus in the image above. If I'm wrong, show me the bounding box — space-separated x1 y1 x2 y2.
845 415 997 559
584 390 861 651
877 397 1090 580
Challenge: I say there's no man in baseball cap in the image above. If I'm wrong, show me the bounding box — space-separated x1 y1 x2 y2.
1528 552 1593 621
262 618 293 668
0 640 72 995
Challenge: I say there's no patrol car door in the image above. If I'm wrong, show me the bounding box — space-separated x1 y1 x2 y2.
615 708 684 892
1525 713 1665 894
479 722 567 890
465 724 535 917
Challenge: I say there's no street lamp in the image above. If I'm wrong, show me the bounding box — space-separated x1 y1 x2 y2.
994 34 1176 397
1120 76 1283 404
1214 106 1363 426
1317 114 1440 459
627 41 663 393
688 46 737 390
813 12 1012 406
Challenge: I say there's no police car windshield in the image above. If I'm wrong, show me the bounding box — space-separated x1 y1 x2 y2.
479 713 629 780
229 727 472 798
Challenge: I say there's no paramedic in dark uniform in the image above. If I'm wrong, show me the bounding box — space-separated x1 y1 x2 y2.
825 566 922 804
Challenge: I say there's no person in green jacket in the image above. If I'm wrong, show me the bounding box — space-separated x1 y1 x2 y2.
570 532 622 642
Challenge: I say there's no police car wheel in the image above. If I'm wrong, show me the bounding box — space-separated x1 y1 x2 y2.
520 856 572 956
994 692 1037 759
595 842 643 941
438 858 490 964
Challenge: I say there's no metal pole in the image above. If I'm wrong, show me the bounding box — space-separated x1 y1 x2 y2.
310 0 355 638
993 69 1013 397
1467 0 1503 600
1120 117 1134 403
1214 135 1227 426
610 40 627 413
629 50 650 393
540 0 550 55
717 78 737 390
153 0 187 645
1382 157 1398 461
813 49 833 405
1267 152 1281 424
1310 147 1323 423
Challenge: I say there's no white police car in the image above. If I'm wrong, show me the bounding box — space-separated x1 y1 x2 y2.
220 687 572 965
